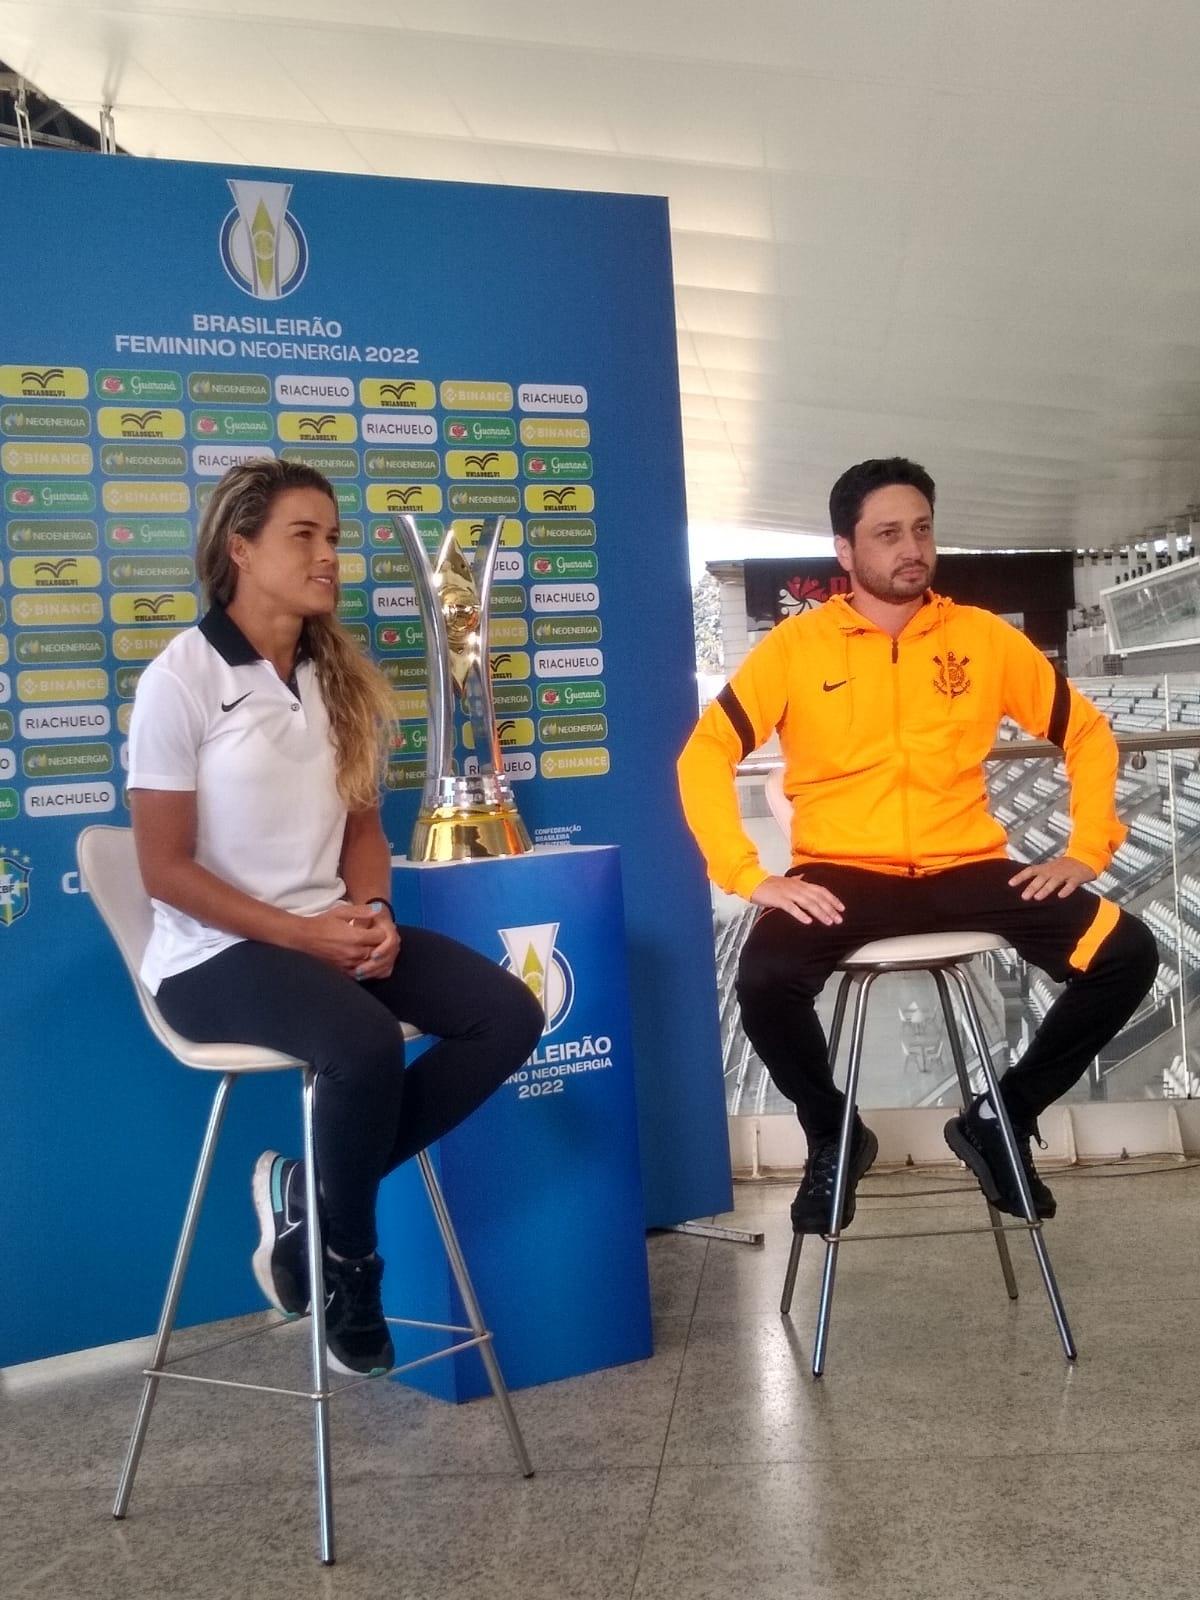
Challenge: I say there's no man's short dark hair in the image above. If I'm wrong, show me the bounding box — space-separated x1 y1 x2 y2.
829 457 936 542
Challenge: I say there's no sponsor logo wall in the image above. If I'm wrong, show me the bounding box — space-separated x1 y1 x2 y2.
0 350 606 799
2 152 727 1366
1 361 607 806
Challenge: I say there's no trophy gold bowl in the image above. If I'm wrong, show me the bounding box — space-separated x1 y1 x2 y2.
392 513 533 862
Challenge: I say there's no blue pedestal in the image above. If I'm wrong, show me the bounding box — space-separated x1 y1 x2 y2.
382 845 653 1401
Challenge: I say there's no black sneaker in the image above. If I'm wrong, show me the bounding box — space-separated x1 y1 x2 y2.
790 1121 879 1234
322 1252 394 1378
251 1151 309 1316
944 1098 1056 1220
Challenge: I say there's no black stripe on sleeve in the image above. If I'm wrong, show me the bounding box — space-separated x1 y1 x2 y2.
716 684 756 760
1046 670 1071 750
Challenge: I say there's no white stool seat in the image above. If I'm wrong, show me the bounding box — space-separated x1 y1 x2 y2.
840 931 1009 967
165 1021 424 1074
74 824 426 1072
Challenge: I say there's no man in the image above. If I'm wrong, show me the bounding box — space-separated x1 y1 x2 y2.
678 457 1157 1232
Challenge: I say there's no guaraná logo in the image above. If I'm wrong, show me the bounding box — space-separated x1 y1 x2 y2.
0 847 32 927
499 922 575 1035
219 180 309 300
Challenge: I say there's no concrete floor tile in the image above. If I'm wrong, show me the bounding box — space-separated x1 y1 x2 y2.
0 1313 691 1493
631 1452 1200 1600
8 1163 1200 1598
645 1229 709 1316
664 1292 1200 1466
6 1467 657 1600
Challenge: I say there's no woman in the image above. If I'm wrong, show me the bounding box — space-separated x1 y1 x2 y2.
127 458 544 1377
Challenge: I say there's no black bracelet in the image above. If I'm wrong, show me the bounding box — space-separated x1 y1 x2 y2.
367 896 396 923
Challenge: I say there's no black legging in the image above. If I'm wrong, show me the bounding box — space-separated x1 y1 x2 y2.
157 927 545 1257
736 859 1158 1141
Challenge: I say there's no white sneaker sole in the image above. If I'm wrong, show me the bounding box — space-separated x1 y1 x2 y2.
251 1150 300 1317
324 1344 393 1380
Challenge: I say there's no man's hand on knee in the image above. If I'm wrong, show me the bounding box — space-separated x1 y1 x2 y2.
1008 856 1096 901
750 875 845 926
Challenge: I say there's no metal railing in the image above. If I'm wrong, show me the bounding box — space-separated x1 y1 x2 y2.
737 727 1200 775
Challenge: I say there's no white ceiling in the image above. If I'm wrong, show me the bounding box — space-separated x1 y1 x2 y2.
6 0 1200 549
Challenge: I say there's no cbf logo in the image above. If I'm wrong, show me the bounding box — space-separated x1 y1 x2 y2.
0 847 31 927
499 922 574 1035
219 180 309 300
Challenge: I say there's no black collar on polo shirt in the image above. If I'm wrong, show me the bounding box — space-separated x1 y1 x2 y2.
199 601 259 667
199 601 311 694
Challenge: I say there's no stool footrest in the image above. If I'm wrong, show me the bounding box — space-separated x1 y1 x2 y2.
143 1330 492 1402
820 1220 1037 1244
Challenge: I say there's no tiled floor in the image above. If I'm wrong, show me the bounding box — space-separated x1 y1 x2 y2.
6 1161 1200 1598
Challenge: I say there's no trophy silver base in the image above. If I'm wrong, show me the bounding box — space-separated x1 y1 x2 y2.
410 803 533 863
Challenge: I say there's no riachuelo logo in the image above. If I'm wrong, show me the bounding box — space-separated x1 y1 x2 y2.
219 179 309 300
0 846 31 927
499 922 575 1035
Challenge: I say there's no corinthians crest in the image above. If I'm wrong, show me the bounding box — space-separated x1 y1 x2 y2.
932 651 971 699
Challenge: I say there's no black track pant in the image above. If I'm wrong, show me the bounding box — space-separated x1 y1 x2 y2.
736 859 1158 1141
157 928 545 1258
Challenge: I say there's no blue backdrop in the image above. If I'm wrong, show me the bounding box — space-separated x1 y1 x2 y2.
1 149 729 1368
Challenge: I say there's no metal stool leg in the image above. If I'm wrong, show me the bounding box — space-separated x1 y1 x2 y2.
781 970 854 1315
301 1069 336 1565
114 1073 235 1520
418 1151 534 1477
812 970 876 1378
946 966 1077 1361
932 970 1019 1302
778 1237 804 1319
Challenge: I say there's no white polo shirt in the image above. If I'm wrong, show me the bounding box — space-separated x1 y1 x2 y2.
127 603 348 992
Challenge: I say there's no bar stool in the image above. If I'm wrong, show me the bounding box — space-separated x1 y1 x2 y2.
78 825 533 1565
761 771 1076 1379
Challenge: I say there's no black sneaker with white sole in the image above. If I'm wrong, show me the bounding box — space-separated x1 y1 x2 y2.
251 1151 310 1317
790 1120 880 1234
944 1097 1056 1220
322 1252 394 1378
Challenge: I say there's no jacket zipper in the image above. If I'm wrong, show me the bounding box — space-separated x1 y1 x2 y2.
892 637 917 876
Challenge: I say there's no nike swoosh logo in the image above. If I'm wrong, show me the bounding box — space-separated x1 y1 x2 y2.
221 692 253 712
822 679 848 692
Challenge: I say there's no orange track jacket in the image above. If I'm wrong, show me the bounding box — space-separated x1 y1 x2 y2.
677 592 1126 900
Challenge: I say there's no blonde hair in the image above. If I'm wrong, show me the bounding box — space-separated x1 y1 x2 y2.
195 458 395 810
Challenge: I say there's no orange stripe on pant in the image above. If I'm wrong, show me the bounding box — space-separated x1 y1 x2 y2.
1068 895 1120 973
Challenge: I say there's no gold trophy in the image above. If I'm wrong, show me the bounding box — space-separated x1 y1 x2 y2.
393 513 533 861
